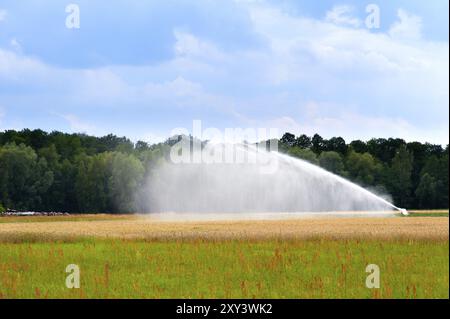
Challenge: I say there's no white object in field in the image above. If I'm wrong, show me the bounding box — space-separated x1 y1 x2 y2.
399 208 409 216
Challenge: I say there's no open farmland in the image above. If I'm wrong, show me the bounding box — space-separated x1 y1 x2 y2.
0 214 448 241
0 213 448 299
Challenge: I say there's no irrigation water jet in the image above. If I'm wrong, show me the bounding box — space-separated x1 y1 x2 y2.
273 151 409 216
145 143 408 218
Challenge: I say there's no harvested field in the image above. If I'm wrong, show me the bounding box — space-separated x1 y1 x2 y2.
0 215 448 241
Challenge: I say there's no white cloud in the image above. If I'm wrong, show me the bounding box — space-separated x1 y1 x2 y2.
0 48 46 80
257 107 449 145
77 68 130 103
300 112 418 142
0 2 447 145
174 30 228 62
0 47 224 111
60 114 97 135
143 76 203 98
325 5 361 28
10 38 22 53
0 9 7 22
246 3 446 77
389 9 423 41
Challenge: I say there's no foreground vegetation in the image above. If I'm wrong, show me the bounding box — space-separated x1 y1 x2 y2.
0 129 448 213
0 214 448 299
0 238 447 299
408 210 449 217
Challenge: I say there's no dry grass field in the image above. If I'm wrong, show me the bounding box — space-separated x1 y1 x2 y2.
0 213 448 242
0 212 448 299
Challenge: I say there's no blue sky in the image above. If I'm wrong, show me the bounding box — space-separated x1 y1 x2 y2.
0 0 448 144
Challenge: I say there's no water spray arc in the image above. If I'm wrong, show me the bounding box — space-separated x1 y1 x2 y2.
273 152 409 216
146 143 409 216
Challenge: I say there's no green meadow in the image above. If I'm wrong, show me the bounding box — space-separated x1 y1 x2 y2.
0 238 448 299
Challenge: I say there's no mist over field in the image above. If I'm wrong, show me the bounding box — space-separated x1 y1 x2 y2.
145 144 396 214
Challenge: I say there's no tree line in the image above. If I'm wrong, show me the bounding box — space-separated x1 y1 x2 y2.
0 129 448 213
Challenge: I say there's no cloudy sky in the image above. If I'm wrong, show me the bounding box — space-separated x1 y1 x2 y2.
0 0 448 144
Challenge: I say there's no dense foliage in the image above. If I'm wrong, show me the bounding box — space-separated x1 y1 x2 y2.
0 129 448 213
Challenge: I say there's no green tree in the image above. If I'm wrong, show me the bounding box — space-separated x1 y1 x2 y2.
386 145 413 207
346 151 382 186
280 133 296 147
287 147 318 164
415 173 437 208
75 153 112 213
311 134 325 154
109 153 145 213
318 151 345 175
294 134 312 148
38 144 63 211
50 132 83 159
324 137 348 155
0 143 53 210
418 153 449 208
135 141 150 152
349 140 368 154
58 159 78 212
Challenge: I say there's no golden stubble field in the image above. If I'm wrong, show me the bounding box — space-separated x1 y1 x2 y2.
0 214 448 241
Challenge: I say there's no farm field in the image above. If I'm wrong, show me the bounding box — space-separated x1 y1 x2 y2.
0 212 448 299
